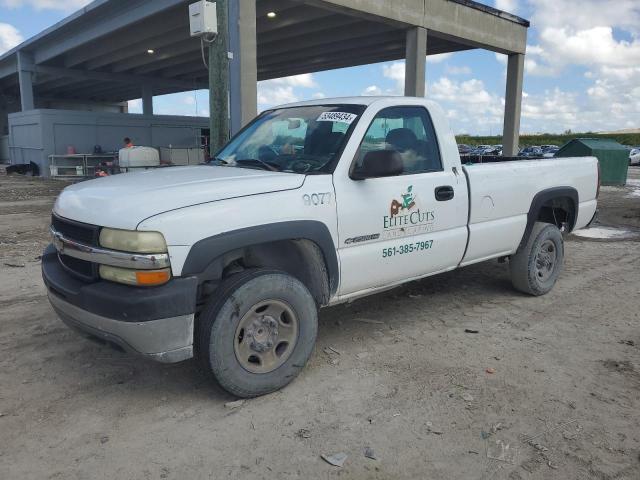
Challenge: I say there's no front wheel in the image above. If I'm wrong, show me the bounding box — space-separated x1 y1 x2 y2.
195 269 318 398
510 222 564 296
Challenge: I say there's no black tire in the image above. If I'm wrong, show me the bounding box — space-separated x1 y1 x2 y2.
195 268 318 398
510 222 564 296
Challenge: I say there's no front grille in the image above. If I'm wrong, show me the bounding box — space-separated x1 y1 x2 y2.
59 254 97 281
51 215 100 282
52 214 99 246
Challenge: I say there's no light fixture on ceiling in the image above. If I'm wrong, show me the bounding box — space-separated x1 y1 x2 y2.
267 11 276 18
147 49 155 54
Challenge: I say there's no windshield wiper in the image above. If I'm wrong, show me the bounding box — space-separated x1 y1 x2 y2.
211 156 277 172
211 156 230 166
235 158 280 172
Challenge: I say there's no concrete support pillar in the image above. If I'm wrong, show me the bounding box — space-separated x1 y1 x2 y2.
209 0 230 152
228 0 257 135
404 27 427 97
17 51 35 111
502 53 524 157
142 84 153 115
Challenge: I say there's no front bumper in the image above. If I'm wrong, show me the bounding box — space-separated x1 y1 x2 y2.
42 244 198 363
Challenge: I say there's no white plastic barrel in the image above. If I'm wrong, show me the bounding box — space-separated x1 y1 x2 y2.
118 146 160 170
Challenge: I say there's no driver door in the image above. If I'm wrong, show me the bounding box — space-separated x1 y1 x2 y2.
334 105 468 296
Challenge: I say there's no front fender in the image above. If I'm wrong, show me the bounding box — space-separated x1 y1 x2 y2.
181 221 339 295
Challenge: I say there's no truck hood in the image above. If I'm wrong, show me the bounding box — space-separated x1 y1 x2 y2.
53 166 305 230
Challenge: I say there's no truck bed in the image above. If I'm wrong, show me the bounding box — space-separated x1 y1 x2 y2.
459 156 599 267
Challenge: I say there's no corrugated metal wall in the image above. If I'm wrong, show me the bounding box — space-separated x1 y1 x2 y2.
8 109 209 176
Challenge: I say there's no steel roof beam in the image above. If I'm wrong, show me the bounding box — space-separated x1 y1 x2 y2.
259 39 474 80
161 61 208 79
63 9 187 68
167 37 471 84
36 0 186 64
133 51 204 76
259 50 405 81
111 38 200 73
92 83 186 103
35 77 93 95
258 20 398 58
63 81 143 101
256 5 334 34
30 64 206 90
258 14 357 44
255 0 300 17
299 0 418 27
259 30 404 67
258 40 474 81
38 80 107 97
84 27 188 70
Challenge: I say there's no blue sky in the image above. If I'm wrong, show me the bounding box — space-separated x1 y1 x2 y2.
1 0 639 135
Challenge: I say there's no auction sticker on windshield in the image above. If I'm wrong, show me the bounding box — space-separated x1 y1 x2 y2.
317 112 358 124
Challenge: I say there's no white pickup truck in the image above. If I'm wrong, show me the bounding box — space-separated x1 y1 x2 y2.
43 97 599 397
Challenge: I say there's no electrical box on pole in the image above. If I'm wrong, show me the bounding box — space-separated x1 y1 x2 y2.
187 0 228 154
189 1 218 37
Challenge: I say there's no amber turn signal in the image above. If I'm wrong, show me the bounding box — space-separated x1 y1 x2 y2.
135 270 171 286
99 265 171 287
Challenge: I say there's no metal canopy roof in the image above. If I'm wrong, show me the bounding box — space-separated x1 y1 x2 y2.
0 0 529 104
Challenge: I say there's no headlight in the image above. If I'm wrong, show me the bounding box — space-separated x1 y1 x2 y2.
99 265 171 287
99 228 167 253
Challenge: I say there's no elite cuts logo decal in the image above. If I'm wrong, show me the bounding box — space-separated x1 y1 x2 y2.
344 186 436 245
390 185 416 217
383 186 435 237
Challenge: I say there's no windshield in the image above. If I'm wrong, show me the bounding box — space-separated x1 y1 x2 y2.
213 104 365 174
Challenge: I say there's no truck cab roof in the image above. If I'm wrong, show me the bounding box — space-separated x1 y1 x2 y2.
278 96 440 109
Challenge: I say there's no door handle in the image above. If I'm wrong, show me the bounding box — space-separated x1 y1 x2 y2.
435 186 454 201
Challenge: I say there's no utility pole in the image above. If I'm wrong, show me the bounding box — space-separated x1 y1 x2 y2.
209 0 229 154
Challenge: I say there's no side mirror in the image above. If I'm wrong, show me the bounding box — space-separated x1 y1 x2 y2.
351 150 403 180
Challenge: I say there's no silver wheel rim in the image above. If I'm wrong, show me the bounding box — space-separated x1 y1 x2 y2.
535 239 557 282
233 299 299 374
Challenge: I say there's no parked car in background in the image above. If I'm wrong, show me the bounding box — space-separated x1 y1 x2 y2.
470 144 501 156
541 145 559 152
519 146 543 157
629 147 640 166
481 146 501 155
458 144 473 155
468 146 484 155
543 147 560 158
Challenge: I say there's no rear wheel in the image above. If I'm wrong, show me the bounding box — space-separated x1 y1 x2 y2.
510 222 564 296
195 269 318 398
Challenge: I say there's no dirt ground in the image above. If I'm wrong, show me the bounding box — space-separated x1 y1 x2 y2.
0 166 639 480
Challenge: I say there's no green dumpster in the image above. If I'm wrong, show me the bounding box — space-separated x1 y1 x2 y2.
555 138 629 186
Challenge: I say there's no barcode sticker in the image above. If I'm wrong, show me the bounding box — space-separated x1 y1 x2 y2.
317 111 358 124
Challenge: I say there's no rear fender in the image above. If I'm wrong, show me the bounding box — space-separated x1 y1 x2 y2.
517 187 578 252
